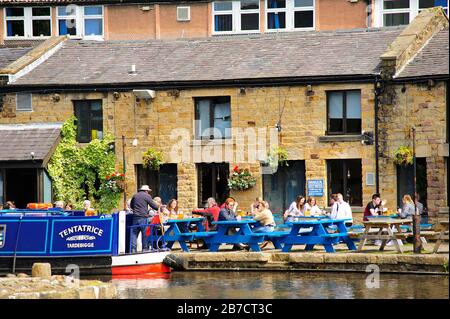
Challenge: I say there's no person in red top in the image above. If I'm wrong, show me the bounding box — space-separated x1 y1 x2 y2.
193 197 221 231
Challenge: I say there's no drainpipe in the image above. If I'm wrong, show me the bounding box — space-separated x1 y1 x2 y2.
374 77 380 194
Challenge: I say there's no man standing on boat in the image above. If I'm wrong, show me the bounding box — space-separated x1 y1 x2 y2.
130 185 161 253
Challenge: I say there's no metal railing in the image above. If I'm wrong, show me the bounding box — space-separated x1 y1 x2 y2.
127 223 169 253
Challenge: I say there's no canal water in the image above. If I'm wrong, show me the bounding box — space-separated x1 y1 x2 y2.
99 271 449 299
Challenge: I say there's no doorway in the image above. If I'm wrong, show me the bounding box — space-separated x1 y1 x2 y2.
197 163 229 208
5 168 38 208
397 157 427 209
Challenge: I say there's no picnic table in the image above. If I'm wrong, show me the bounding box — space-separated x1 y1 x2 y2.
280 218 356 253
357 218 412 253
206 220 265 252
433 220 449 253
163 217 206 252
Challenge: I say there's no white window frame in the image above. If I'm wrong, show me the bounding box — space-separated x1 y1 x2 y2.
212 1 260 35
4 7 52 39
16 93 33 112
375 0 448 27
56 5 104 40
266 0 315 33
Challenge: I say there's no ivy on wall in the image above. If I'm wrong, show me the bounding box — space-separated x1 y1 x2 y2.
47 116 120 214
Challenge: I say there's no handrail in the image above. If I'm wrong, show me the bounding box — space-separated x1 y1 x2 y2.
127 223 167 253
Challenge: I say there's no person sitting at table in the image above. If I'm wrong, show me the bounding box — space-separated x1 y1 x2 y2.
193 197 221 231
363 193 384 221
219 197 238 213
398 194 416 219
219 197 247 251
305 197 322 216
330 193 353 226
251 196 263 215
283 195 306 222
253 201 275 232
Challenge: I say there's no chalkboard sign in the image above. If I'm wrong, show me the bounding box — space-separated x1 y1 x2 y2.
307 179 324 197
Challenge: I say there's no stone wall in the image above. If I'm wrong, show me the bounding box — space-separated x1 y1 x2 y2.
378 82 448 215
1 84 376 212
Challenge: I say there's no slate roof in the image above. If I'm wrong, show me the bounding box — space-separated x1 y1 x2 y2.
11 27 404 87
0 123 61 165
397 28 449 79
0 47 32 69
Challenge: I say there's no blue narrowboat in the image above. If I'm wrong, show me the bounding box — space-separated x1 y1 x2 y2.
0 210 171 276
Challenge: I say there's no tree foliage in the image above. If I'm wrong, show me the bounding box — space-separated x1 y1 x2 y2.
47 117 120 214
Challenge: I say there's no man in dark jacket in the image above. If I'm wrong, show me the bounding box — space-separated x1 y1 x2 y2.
130 185 160 252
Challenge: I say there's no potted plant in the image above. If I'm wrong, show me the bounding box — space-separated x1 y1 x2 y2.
266 146 289 168
393 145 414 166
142 148 164 171
228 165 257 191
103 172 125 193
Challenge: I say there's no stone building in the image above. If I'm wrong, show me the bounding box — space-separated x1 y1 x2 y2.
0 8 448 217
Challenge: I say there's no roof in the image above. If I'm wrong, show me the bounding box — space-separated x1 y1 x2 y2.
0 47 32 69
397 28 449 79
0 123 62 166
11 27 404 87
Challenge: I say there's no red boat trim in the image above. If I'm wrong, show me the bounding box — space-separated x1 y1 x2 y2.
112 263 171 276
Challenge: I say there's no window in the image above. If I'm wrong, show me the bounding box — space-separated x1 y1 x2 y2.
378 0 448 27
197 163 229 208
327 90 361 135
267 0 314 31
177 6 191 21
327 159 362 206
195 97 231 139
16 93 32 112
57 5 103 38
136 164 178 203
5 7 51 38
213 1 260 34
73 100 103 143
262 160 306 213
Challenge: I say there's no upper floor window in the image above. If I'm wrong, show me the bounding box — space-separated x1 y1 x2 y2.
327 90 361 135
267 0 314 31
57 5 103 39
5 7 51 38
213 1 260 34
379 0 448 27
195 97 231 139
74 100 103 143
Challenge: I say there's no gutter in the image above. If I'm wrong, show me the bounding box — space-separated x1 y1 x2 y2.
2 74 376 93
374 75 381 194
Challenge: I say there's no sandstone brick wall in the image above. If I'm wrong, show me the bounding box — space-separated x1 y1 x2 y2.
378 82 448 216
1 83 380 213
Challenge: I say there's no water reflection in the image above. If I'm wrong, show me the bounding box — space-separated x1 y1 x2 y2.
100 272 448 299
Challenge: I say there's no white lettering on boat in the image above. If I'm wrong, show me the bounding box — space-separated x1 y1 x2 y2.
58 225 104 239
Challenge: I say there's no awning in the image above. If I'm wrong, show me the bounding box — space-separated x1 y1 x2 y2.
0 123 62 168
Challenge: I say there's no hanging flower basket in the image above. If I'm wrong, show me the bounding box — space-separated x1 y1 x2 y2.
142 148 164 171
393 145 414 166
228 165 257 191
266 146 289 168
102 172 125 193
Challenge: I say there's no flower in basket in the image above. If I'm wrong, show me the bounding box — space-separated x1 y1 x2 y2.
228 165 257 191
102 171 125 193
142 148 164 171
393 145 414 166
